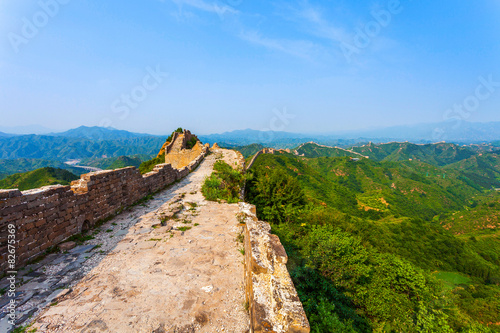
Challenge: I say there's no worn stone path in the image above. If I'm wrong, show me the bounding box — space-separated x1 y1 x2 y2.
0 149 249 332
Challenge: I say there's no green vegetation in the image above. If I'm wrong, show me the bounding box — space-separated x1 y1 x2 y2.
186 136 198 149
0 158 86 180
202 160 244 203
296 142 361 159
0 135 168 161
178 226 191 232
66 233 95 245
139 155 165 174
348 142 477 166
232 143 266 158
166 127 184 143
0 167 79 190
246 149 500 332
80 155 151 170
434 271 471 289
246 166 305 223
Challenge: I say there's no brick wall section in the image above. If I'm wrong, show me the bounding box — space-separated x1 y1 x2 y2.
0 146 208 271
239 202 310 333
245 148 277 170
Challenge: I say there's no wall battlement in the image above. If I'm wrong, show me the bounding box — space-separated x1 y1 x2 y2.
0 145 208 271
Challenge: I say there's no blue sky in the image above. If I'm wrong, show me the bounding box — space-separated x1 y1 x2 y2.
0 0 499 135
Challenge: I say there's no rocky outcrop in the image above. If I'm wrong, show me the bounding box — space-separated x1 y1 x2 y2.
239 202 310 333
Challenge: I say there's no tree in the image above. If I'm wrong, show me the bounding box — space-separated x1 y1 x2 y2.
246 166 305 223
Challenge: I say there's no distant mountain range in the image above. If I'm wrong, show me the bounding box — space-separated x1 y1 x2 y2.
0 131 17 138
48 126 154 140
0 133 166 161
201 121 500 147
0 121 498 165
1 121 500 144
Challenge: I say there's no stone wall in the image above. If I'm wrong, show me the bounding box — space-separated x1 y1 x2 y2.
164 130 203 169
245 148 276 170
239 203 310 333
0 146 208 272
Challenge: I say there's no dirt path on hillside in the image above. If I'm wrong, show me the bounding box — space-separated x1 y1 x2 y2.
31 149 249 333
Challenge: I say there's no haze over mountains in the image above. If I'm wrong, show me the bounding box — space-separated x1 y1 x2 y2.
2 122 500 146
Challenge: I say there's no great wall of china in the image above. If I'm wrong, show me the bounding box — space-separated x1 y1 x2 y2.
0 130 309 332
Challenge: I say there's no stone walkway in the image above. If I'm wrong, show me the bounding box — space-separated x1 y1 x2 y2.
0 149 250 332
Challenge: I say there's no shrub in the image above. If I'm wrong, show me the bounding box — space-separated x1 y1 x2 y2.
201 160 244 203
166 127 183 143
139 156 165 174
186 137 198 149
246 166 306 223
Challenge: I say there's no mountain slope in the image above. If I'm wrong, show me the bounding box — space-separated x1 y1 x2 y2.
249 153 482 221
0 167 79 191
0 135 167 161
230 143 266 158
350 142 476 166
0 158 87 180
51 126 152 140
444 153 500 189
245 151 500 331
295 142 365 158
81 155 148 170
0 131 17 138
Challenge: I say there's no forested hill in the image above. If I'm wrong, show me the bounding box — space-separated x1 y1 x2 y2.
295 142 363 159
296 141 480 166
245 149 500 332
0 167 79 191
350 142 476 165
0 135 167 161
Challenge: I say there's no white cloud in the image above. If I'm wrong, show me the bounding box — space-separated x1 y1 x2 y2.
170 0 238 17
239 30 321 60
277 1 350 44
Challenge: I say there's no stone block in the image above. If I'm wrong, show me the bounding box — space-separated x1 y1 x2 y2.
59 241 76 252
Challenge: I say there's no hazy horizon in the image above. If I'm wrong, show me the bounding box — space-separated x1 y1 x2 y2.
2 119 500 138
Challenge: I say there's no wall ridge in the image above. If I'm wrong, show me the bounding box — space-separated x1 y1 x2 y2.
239 202 310 333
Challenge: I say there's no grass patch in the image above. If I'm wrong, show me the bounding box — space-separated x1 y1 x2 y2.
148 238 162 241
433 271 471 289
201 160 245 203
178 226 192 232
187 202 198 208
194 223 200 226
11 321 37 333
236 233 244 243
236 212 248 224
238 248 245 255
66 233 94 244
